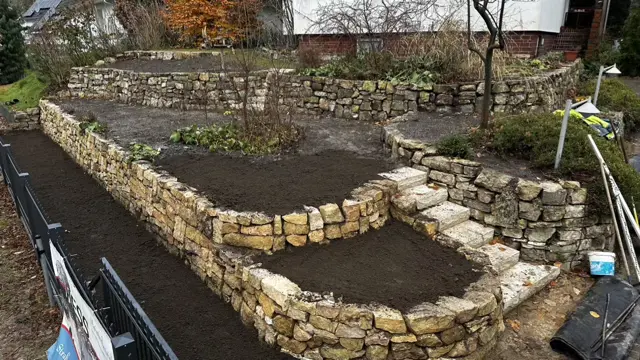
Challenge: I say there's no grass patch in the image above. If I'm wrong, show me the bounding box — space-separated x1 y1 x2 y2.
486 112 640 209
0 71 48 111
579 78 640 131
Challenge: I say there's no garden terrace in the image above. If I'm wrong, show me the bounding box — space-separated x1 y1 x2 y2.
67 51 582 121
1 131 293 360
382 122 614 266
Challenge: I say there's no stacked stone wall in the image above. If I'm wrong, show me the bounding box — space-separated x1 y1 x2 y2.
382 127 614 266
0 107 40 131
67 57 581 121
39 100 504 359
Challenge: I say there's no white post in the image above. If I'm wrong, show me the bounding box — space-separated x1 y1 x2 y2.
555 100 572 170
594 65 605 107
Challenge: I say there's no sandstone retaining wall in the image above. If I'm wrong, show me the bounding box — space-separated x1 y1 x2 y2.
39 100 504 359
0 107 40 131
382 126 614 266
67 59 581 121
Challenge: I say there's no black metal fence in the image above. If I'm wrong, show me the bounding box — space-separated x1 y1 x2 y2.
0 136 178 360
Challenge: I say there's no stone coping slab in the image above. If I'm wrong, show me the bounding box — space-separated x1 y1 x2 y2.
381 124 614 267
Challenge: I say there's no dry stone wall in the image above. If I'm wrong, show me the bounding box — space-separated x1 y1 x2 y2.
382 126 614 267
67 59 581 121
0 107 40 131
39 100 504 359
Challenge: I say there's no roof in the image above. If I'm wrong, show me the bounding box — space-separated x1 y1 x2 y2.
22 0 61 29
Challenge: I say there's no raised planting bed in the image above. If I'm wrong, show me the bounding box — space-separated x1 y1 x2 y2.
382 122 614 266
259 221 483 310
56 99 392 216
67 56 582 121
2 130 293 360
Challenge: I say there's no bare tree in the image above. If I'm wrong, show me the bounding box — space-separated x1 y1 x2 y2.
314 0 440 51
467 0 506 129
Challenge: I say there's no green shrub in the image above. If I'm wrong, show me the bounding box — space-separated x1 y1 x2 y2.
582 41 621 80
170 121 301 155
128 143 160 163
79 118 107 134
579 78 640 131
0 0 27 85
491 113 640 208
436 135 473 159
620 7 640 76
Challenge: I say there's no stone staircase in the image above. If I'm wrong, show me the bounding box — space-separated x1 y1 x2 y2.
380 167 561 314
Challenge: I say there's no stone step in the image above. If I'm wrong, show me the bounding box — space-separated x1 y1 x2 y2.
420 201 470 231
475 243 520 273
441 220 495 248
391 184 449 214
500 262 561 313
379 167 428 191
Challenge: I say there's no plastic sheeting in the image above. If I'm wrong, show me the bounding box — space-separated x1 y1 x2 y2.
550 277 640 360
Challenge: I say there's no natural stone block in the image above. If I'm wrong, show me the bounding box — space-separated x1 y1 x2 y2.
447 334 478 357
223 233 273 250
273 315 294 337
474 169 514 193
519 200 542 221
440 324 466 345
310 315 337 332
516 179 542 201
426 343 455 358
340 338 364 351
261 274 301 308
342 199 362 221
436 296 479 323
540 182 568 205
320 203 345 224
525 227 556 242
283 212 308 225
542 206 566 221
320 345 365 360
429 170 456 186
390 333 417 343
325 224 342 239
565 204 586 218
273 215 283 235
477 189 494 204
286 234 307 246
463 291 497 316
404 303 455 334
293 324 313 341
336 323 366 338
305 206 325 230
241 224 273 236
308 229 325 243
373 307 407 334
568 188 588 204
284 222 310 235
221 222 240 234
277 335 306 354
365 345 388 360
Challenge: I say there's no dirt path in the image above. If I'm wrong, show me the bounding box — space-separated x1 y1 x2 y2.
0 186 60 360
488 272 593 360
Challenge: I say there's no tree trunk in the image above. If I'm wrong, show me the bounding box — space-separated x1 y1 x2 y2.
480 47 494 129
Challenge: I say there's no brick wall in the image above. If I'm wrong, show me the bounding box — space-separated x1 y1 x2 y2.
553 27 590 52
587 8 604 57
297 31 565 58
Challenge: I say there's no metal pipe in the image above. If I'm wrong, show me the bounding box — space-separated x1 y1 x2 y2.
588 135 631 276
602 293 610 358
594 66 605 106
555 100 572 169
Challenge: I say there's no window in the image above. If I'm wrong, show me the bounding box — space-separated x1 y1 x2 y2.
357 38 383 53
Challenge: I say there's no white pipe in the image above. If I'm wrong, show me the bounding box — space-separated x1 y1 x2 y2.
555 100 572 169
594 66 605 107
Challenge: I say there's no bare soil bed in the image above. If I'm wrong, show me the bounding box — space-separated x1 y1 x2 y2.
390 113 548 181
2 131 292 360
57 99 392 215
258 221 483 311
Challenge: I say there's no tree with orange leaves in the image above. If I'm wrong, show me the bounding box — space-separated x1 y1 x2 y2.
164 0 263 45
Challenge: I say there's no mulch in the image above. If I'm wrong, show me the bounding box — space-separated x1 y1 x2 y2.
258 221 483 311
156 150 392 215
2 131 292 360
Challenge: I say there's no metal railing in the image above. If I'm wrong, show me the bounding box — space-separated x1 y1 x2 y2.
0 136 178 360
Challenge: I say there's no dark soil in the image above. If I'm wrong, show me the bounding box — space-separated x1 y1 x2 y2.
157 150 392 215
258 221 483 311
391 112 481 144
56 99 391 215
2 131 292 360
474 151 550 181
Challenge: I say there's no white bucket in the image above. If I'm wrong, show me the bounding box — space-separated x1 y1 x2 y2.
588 251 616 276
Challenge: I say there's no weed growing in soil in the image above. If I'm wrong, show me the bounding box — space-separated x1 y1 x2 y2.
77 111 107 134
128 143 160 163
488 112 640 208
171 121 302 155
579 79 640 131
436 134 472 159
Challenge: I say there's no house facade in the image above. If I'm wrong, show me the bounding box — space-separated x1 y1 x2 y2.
22 0 122 35
293 0 611 57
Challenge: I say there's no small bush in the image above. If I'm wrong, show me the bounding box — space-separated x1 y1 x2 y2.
436 135 472 159
490 113 640 208
579 78 640 131
620 7 640 76
171 121 302 155
297 46 323 69
583 41 621 80
128 143 160 163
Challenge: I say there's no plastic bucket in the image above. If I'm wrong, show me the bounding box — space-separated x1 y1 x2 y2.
588 251 616 276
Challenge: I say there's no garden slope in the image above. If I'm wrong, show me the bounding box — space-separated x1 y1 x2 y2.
2 131 292 360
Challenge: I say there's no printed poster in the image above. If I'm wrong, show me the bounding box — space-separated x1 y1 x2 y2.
49 240 114 360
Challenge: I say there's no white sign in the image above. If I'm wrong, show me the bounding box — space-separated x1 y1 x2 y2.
50 241 114 360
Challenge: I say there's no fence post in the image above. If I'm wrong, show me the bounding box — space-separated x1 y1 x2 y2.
36 236 56 307
112 333 137 360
